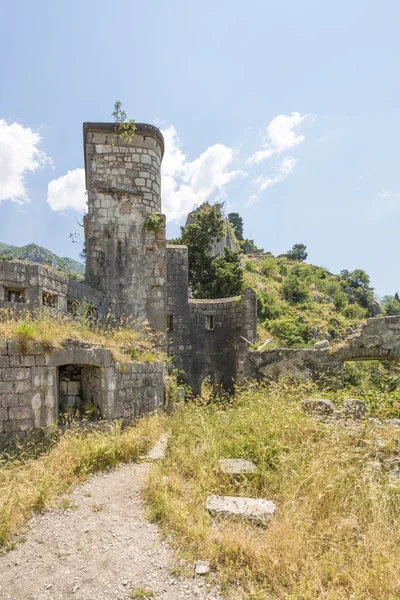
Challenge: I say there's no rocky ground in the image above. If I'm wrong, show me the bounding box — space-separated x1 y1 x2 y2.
0 457 222 600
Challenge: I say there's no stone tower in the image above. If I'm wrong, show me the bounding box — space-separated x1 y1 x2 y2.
83 122 166 330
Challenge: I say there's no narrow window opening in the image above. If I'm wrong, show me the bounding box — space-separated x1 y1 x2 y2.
167 314 174 331
206 315 215 331
5 288 25 303
43 291 58 308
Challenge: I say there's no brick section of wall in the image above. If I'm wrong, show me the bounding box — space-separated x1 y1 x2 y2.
0 338 165 441
84 124 166 328
0 259 104 314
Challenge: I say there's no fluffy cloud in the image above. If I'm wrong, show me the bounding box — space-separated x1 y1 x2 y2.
161 125 244 222
245 157 297 208
47 168 87 212
0 120 50 203
247 112 306 165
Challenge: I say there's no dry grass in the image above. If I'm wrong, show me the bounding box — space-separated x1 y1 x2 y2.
0 308 165 363
0 414 167 549
145 381 400 599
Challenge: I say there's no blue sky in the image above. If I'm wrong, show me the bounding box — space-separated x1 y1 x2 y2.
0 0 399 296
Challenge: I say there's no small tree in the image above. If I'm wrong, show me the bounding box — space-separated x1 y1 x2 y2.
180 203 243 298
287 243 308 262
112 101 136 143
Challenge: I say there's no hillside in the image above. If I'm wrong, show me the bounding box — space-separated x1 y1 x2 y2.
244 252 380 347
0 242 85 277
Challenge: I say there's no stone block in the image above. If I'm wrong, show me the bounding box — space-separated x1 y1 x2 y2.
20 355 36 367
0 356 9 368
300 398 336 416
219 459 257 474
9 406 33 420
15 380 32 393
206 495 277 524
1 395 18 408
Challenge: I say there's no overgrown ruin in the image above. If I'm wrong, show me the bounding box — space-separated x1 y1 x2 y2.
0 121 397 440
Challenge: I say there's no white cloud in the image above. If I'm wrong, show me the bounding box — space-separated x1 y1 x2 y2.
47 168 86 212
244 195 259 208
247 112 306 165
161 125 244 222
0 119 50 203
251 156 297 193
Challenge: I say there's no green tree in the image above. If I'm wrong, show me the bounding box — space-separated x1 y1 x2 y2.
382 295 400 316
287 243 308 262
228 213 244 241
181 203 243 298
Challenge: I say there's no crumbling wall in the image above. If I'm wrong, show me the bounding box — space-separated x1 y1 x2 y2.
248 347 343 385
0 338 165 441
166 245 257 395
0 259 103 315
247 316 400 385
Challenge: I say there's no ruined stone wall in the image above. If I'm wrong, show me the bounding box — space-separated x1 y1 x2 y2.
0 338 165 441
0 259 103 314
247 316 400 386
84 123 166 329
248 347 343 385
166 245 257 395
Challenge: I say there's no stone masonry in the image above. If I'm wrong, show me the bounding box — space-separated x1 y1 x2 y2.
0 338 165 440
84 123 166 330
0 120 260 437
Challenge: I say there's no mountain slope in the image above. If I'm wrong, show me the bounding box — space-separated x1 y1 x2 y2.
0 242 85 277
244 253 379 348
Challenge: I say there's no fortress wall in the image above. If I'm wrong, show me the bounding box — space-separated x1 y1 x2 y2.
0 338 165 442
0 259 104 315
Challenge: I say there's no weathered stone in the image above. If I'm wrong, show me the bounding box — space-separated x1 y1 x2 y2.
301 398 336 416
146 433 169 461
314 340 330 350
219 459 256 474
194 561 210 575
206 495 277 524
343 398 366 420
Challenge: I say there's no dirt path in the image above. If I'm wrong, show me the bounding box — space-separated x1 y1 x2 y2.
0 457 222 600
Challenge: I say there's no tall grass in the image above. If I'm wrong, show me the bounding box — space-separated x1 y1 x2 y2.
145 381 400 599
0 415 167 548
0 308 165 362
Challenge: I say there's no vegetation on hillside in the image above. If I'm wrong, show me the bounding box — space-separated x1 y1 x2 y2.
0 308 164 363
244 251 382 348
146 380 400 600
0 242 84 277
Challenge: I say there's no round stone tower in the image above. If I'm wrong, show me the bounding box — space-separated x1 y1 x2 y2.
83 122 166 330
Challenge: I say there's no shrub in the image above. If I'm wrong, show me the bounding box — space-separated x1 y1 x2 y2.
260 257 278 277
256 290 282 321
281 275 310 304
244 260 255 272
267 315 313 347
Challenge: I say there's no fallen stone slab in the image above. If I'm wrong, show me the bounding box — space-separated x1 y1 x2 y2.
301 398 335 416
194 560 210 575
206 494 276 524
145 433 169 461
218 459 256 474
